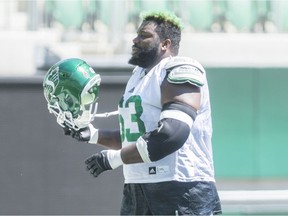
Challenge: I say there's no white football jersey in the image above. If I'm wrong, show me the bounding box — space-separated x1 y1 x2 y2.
118 57 215 183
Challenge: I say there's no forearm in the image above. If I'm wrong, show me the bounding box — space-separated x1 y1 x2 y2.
97 129 122 150
120 144 143 164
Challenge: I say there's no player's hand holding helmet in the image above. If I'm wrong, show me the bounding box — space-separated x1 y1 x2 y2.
43 58 101 133
63 123 99 143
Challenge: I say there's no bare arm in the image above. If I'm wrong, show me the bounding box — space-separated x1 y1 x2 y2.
160 79 201 110
97 129 122 150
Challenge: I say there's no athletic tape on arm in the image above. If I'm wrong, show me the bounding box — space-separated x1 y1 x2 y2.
136 136 152 163
88 124 99 144
160 109 194 128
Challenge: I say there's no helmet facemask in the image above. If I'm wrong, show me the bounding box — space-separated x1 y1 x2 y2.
47 100 99 130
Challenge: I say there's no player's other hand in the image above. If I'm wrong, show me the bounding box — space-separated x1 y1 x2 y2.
85 151 112 177
63 124 98 144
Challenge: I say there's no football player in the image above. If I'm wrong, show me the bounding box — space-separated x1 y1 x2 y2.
44 11 222 215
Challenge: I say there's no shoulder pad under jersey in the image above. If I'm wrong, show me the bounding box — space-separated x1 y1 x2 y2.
165 56 205 87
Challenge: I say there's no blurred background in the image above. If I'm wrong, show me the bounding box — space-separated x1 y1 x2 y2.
0 0 288 215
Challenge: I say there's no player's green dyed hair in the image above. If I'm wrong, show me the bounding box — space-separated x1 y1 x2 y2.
140 10 184 30
140 10 184 55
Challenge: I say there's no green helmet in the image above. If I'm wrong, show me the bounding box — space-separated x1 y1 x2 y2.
43 58 101 130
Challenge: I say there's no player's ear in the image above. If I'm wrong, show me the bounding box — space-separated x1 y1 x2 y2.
161 39 171 51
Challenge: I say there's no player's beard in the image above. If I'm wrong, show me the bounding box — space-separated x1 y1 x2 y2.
128 44 158 69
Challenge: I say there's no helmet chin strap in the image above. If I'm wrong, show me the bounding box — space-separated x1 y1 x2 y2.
75 103 119 125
